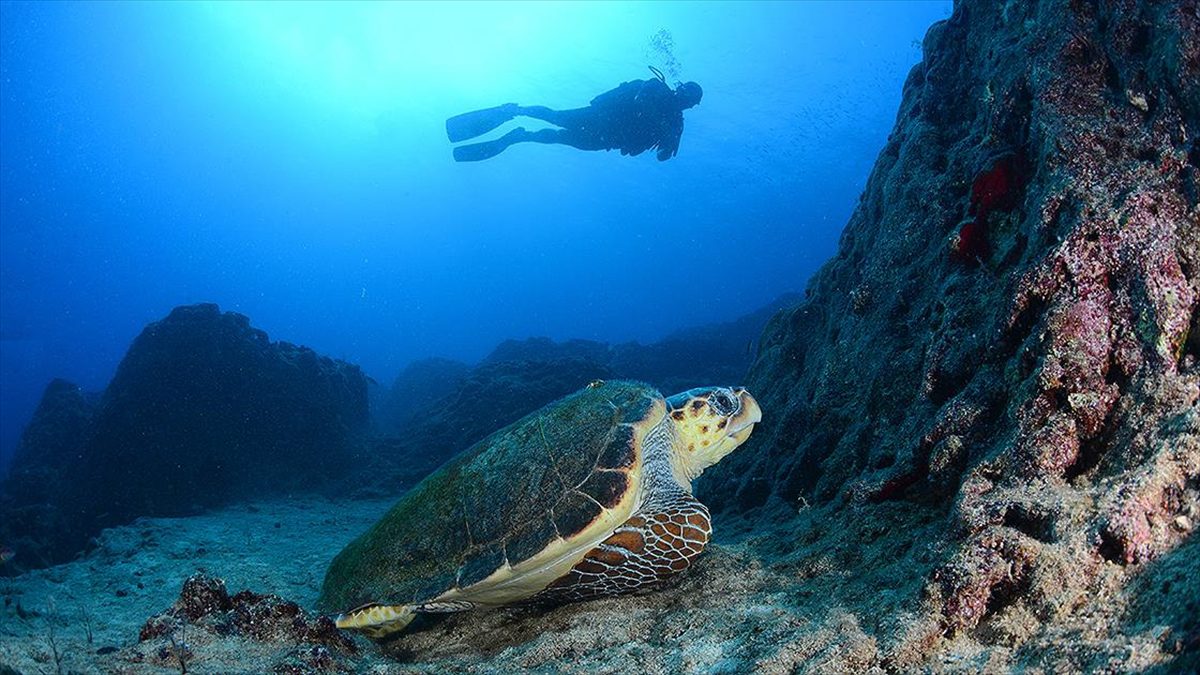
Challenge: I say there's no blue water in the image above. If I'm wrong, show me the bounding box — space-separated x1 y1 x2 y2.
0 0 950 469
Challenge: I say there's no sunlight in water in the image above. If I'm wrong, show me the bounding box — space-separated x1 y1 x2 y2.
195 1 647 122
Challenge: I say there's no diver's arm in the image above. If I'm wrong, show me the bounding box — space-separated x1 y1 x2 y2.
656 118 683 161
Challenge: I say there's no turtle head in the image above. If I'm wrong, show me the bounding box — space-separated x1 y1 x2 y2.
665 386 762 481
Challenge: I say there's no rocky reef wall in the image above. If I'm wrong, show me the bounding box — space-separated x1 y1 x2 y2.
695 0 1199 667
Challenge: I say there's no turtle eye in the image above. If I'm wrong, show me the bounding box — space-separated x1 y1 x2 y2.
708 389 739 416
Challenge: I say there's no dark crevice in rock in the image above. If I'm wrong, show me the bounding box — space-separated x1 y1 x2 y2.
1065 412 1118 482
1098 527 1126 564
1004 295 1048 358
1002 504 1055 544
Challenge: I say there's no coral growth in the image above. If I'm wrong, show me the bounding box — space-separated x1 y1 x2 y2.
969 153 1024 220
950 153 1027 264
134 573 355 671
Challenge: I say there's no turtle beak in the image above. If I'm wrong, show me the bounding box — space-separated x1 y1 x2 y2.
727 389 762 443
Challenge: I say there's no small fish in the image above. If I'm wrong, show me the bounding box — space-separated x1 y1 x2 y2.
0 546 14 564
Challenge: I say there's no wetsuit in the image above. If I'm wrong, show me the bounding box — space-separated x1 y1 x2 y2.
514 78 685 161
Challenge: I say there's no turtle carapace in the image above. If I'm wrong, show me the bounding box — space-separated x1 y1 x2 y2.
318 380 761 639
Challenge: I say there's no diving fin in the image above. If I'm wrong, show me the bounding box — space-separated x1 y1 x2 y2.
445 103 519 143
452 128 525 162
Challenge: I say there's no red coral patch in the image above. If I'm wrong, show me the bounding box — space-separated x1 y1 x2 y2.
949 219 990 264
970 153 1024 219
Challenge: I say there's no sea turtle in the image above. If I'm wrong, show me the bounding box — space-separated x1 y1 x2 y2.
318 379 761 638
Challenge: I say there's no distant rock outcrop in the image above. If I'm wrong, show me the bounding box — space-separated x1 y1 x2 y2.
0 304 370 569
483 336 612 365
0 379 98 568
378 357 471 435
2 379 96 506
406 356 613 462
609 293 795 395
365 294 800 486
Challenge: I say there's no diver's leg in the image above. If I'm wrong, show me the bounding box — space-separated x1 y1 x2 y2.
523 128 608 152
453 128 606 161
514 106 590 128
453 127 536 162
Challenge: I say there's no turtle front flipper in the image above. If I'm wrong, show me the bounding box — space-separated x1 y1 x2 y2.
533 494 712 603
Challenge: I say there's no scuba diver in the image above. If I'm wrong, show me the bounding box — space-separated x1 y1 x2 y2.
446 67 703 162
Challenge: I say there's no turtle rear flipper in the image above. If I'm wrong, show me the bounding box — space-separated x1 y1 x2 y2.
335 603 416 639
532 494 712 603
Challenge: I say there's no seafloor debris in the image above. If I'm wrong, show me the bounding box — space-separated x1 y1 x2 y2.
140 573 354 651
131 573 355 672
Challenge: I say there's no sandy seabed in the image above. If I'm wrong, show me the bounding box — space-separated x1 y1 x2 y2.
0 498 393 674
0 495 901 674
1 494 1195 674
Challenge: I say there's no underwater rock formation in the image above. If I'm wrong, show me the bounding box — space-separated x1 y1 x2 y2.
367 293 800 481
483 336 613 365
0 304 370 568
366 357 615 489
0 379 98 569
610 293 801 395
695 0 1199 669
2 379 96 506
73 303 370 516
378 357 471 435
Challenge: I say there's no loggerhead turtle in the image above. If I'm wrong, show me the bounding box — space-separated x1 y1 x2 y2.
318 379 761 638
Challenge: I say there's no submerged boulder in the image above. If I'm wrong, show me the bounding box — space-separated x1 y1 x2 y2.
0 379 98 569
0 304 370 568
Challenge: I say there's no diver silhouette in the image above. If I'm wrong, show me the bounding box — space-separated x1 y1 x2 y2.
446 69 702 163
